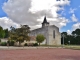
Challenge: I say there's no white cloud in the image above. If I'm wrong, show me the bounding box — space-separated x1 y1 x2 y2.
0 17 20 29
72 23 80 31
2 0 70 30
67 30 71 35
71 14 78 22
67 23 80 34
69 8 76 14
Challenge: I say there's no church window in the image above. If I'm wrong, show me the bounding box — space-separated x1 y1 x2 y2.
53 30 55 39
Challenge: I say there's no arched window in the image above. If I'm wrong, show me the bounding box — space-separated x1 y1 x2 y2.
53 30 55 39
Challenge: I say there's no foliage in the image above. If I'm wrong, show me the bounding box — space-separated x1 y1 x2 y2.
0 26 3 38
36 34 45 45
0 39 1 42
1 42 7 46
33 43 38 46
0 26 9 38
61 28 80 45
1 30 5 38
24 43 28 46
9 25 30 46
4 29 9 38
7 40 15 46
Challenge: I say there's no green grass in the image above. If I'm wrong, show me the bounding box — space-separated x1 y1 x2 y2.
64 45 80 50
40 44 80 50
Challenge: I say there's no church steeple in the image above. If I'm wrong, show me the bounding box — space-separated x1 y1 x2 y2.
42 16 49 27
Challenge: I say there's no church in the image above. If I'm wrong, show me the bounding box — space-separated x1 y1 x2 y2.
29 16 61 45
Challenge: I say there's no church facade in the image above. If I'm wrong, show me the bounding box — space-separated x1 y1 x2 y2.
29 16 61 45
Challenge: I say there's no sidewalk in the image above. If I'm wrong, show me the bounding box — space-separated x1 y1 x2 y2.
0 46 62 50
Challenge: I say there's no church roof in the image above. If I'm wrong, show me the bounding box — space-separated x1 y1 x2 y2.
42 16 49 24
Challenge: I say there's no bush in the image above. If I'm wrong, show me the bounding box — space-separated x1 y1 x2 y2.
7 40 15 46
10 40 15 46
0 39 1 45
33 43 38 46
24 43 27 46
1 42 7 46
0 39 1 42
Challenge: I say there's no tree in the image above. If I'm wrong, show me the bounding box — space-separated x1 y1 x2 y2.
71 28 80 45
61 28 80 45
4 29 9 38
61 32 68 44
1 30 5 38
0 26 9 38
9 25 30 46
36 34 45 45
0 26 3 38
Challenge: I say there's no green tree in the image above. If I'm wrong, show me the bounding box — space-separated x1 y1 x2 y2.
36 34 45 45
2 30 5 38
61 28 80 45
0 26 8 38
9 25 30 46
72 29 80 45
61 32 68 44
4 29 9 38
0 26 3 38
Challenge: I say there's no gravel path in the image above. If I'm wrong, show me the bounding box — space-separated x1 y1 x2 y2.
0 48 80 60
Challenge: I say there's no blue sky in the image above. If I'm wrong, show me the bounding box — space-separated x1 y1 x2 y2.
57 0 80 33
0 0 7 17
0 0 80 34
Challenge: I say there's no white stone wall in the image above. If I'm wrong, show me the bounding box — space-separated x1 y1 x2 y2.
1 39 8 42
29 25 61 45
48 25 61 45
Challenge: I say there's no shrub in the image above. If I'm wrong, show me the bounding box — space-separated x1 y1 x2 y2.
36 34 45 45
7 40 15 46
0 39 1 45
10 40 15 46
33 43 38 46
24 43 28 46
1 42 7 46
0 39 1 42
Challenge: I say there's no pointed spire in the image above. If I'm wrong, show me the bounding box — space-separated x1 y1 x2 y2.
43 16 47 23
42 16 49 24
42 16 49 27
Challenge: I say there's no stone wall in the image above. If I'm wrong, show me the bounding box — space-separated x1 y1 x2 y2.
29 25 61 45
48 25 61 45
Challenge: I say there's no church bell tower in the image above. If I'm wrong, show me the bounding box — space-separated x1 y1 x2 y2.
42 16 49 28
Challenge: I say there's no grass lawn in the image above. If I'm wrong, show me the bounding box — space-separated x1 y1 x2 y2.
40 44 80 50
64 45 80 50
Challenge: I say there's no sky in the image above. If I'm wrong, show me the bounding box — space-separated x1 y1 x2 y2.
0 0 80 34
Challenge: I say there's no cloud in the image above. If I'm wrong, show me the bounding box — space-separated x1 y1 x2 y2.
72 23 80 31
69 8 76 14
71 14 78 22
0 17 20 29
67 30 71 34
3 0 70 30
67 22 80 35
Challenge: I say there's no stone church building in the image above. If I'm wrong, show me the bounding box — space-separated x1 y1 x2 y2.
29 16 61 45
